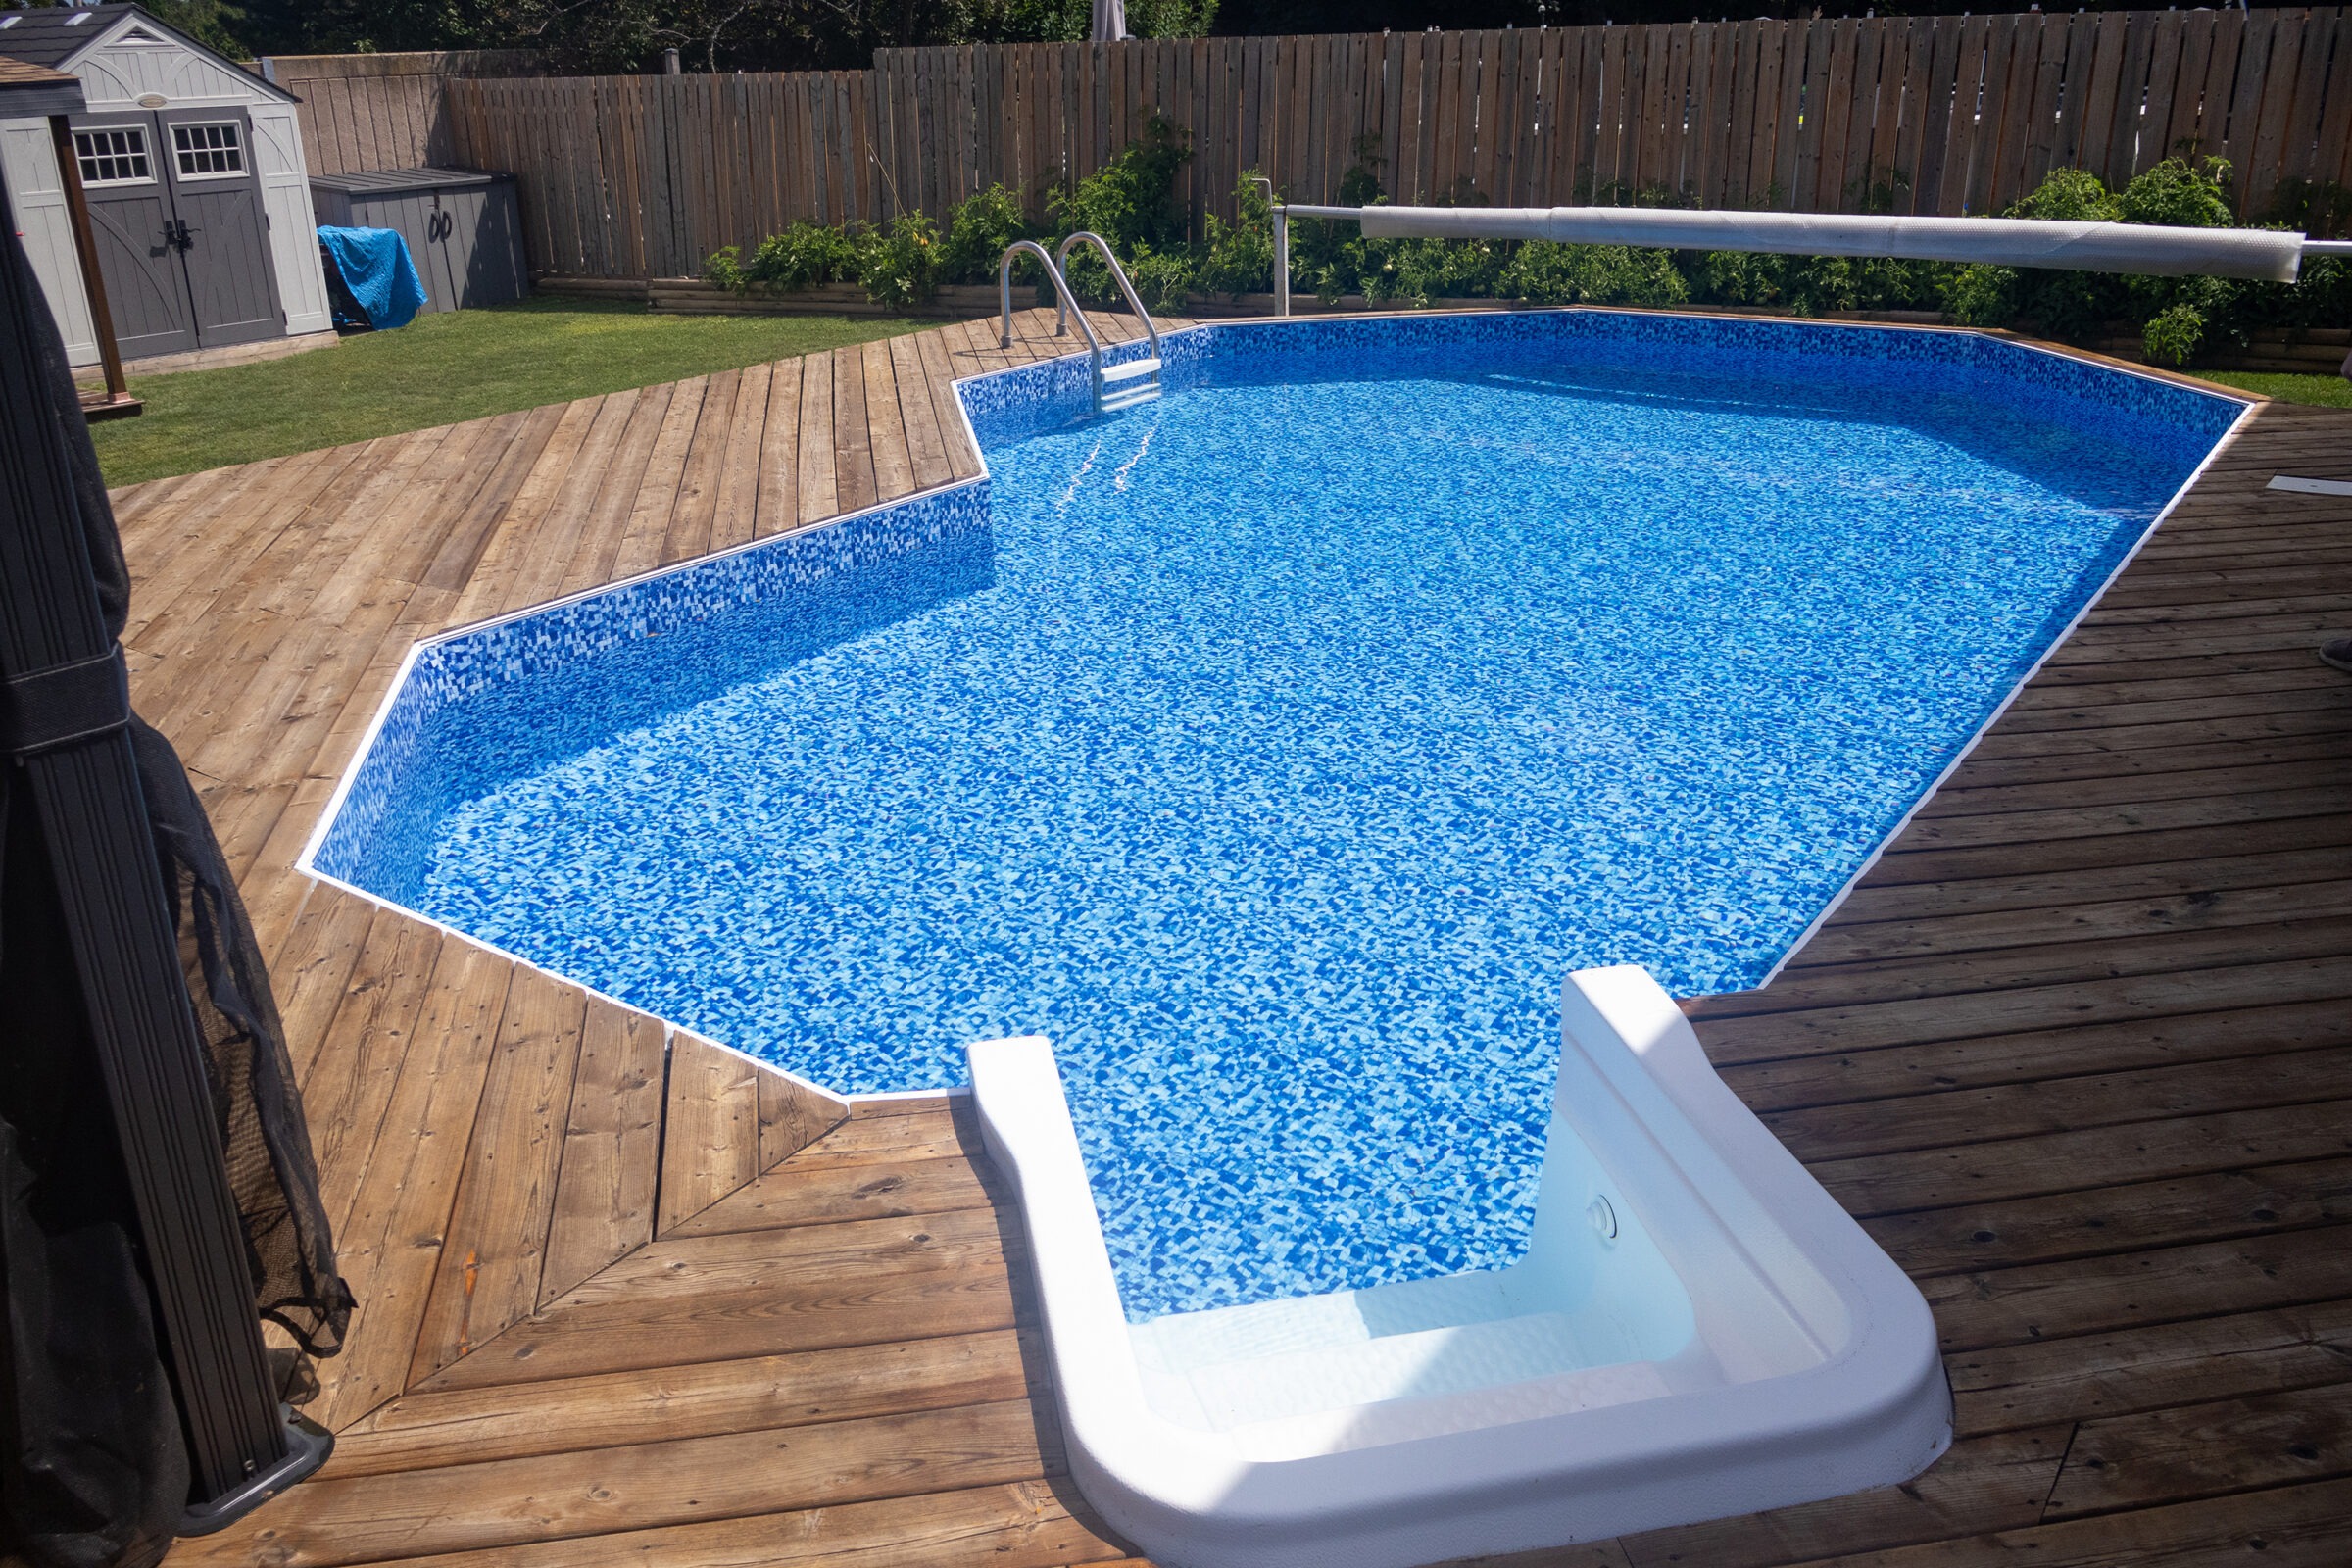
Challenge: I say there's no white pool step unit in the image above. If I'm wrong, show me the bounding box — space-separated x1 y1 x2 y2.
1099 354 1164 410
967 965 1954 1568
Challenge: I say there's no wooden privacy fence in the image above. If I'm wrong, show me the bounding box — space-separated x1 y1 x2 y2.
260 49 540 176
442 9 2352 281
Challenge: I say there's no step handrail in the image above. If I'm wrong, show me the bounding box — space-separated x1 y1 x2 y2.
1001 239 1109 409
1053 231 1164 367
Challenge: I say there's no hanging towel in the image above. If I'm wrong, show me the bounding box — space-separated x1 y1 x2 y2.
316 224 429 330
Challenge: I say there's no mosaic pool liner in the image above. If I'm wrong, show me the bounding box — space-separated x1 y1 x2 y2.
307 309 2250 1321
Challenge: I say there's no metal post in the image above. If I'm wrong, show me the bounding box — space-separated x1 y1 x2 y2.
0 225 327 1536
1274 208 1291 318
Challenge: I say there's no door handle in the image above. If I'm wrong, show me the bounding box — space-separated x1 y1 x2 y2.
165 218 196 253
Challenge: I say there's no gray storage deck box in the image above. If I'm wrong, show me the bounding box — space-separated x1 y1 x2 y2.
311 167 528 313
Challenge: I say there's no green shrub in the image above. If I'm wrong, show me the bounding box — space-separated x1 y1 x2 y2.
858 213 942 311
2119 156 2235 228
703 245 747 291
1693 251 1946 317
1502 242 1689 308
2141 302 2205 366
1122 245 1197 315
1377 237 1512 307
1050 115 1192 255
940 184 1037 285
1194 172 1278 298
742 220 869 291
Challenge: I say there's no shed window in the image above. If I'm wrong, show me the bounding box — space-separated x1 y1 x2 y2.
172 122 245 178
74 128 152 186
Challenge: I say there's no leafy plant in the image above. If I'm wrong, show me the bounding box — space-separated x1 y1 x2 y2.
1123 245 1197 315
1693 252 1946 317
1049 114 1193 256
858 213 943 311
1502 243 1689 308
1194 172 1279 298
741 220 870 291
940 184 1038 285
2118 156 2235 228
703 245 747 291
2141 302 2206 366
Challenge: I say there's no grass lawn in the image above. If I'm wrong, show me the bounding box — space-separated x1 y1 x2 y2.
92 296 926 487
2192 369 2352 409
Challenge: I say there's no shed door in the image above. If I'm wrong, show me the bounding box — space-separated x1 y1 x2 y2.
158 110 283 349
68 116 195 359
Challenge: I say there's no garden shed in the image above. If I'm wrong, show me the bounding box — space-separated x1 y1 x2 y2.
0 2 330 365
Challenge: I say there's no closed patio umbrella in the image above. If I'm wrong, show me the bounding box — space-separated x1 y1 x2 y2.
0 218 348 1566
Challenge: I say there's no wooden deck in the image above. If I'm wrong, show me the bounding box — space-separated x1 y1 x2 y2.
116 311 2352 1568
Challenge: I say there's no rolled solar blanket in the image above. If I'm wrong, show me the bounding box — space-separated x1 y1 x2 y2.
1354 205 2308 282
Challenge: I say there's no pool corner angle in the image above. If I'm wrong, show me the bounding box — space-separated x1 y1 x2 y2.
967 965 1954 1568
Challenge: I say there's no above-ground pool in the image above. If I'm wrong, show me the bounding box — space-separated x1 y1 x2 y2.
311 310 2245 1328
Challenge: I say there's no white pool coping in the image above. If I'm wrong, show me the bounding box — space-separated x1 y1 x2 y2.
969 965 1953 1568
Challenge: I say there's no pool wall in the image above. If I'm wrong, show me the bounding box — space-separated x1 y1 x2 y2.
961 307 2246 474
305 479 995 903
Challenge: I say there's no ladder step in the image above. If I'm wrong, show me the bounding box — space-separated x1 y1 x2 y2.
1101 357 1162 384
1100 384 1162 411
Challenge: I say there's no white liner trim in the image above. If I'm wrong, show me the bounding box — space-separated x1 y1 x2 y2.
1750 386 2261 989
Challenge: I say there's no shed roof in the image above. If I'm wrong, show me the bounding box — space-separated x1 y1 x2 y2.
311 167 511 195
0 50 86 113
0 5 290 100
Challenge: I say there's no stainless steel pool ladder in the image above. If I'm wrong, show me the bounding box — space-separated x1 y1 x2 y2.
998 234 1163 414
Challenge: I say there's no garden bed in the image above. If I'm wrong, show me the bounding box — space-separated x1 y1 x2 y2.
637 277 2345 377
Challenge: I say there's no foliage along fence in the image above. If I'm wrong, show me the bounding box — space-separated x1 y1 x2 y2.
441 10 2352 282
259 49 540 177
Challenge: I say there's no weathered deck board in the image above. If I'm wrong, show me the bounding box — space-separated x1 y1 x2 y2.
131 319 2350 1567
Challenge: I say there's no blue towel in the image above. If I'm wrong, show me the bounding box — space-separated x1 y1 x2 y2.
317 224 428 330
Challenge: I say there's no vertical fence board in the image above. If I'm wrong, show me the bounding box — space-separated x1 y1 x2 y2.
1963 17 2018 218
2311 13 2352 190
2220 7 2274 172
2245 11 2310 211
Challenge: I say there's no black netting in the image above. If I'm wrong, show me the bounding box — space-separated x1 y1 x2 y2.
2 217 350 1567
128 718 352 1361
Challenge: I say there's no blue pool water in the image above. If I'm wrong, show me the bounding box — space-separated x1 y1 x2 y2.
326 316 2239 1320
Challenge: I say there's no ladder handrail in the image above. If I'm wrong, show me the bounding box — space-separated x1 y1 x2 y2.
1053 231 1163 365
1002 239 1108 409
1001 239 1101 357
